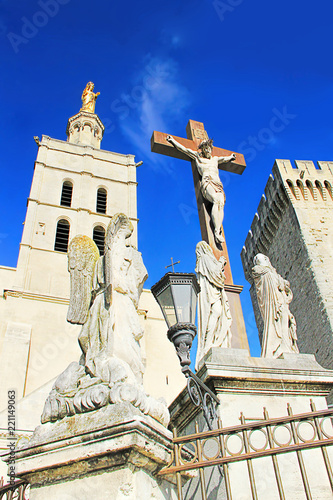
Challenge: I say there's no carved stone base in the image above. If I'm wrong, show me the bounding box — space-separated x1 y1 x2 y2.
41 360 170 427
5 403 177 499
170 347 333 500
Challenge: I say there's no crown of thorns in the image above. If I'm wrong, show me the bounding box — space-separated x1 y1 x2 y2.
198 138 213 150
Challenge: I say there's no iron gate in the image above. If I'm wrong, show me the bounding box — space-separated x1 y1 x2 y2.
159 400 333 500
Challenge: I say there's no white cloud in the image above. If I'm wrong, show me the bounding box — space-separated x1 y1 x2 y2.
119 56 191 173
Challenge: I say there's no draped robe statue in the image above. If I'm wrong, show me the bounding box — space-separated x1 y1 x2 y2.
252 253 298 358
195 241 232 369
41 213 169 426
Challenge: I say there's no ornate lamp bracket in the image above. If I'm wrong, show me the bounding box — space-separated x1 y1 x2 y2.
182 366 219 431
168 323 219 430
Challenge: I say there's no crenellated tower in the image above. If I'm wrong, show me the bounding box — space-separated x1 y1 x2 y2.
241 159 333 369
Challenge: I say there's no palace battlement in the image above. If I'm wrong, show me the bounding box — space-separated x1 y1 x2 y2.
241 166 288 280
241 159 333 280
276 159 333 178
241 158 333 374
275 159 333 203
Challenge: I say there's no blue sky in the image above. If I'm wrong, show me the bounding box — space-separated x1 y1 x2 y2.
1 0 332 357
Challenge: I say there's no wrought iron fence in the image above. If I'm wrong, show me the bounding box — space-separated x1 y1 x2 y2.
159 400 333 500
0 478 29 500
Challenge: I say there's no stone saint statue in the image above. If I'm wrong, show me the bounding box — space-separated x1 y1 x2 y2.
41 213 169 426
195 241 232 369
81 81 100 113
252 253 299 358
166 135 236 245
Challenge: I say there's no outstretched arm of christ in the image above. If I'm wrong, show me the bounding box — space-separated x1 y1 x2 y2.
217 152 237 165
166 135 198 161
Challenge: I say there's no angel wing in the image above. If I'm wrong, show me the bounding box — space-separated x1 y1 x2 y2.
67 235 100 324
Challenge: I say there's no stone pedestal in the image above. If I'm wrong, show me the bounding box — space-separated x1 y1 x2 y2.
66 110 104 148
5 403 177 500
170 348 333 500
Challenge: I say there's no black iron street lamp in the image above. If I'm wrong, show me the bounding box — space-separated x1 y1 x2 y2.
151 272 199 368
151 272 219 430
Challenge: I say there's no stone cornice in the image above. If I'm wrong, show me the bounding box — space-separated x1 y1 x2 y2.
0 429 33 440
40 135 136 163
169 349 333 432
0 265 16 272
225 284 243 294
3 289 70 305
3 288 148 320
25 200 139 221
34 161 139 184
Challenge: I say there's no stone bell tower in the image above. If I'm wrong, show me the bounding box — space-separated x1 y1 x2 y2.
0 83 183 417
13 83 138 299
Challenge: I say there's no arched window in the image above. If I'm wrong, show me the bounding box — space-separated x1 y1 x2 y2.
96 188 107 214
315 180 325 200
296 180 305 199
54 219 70 252
324 181 333 200
60 181 73 207
93 226 106 255
286 179 296 198
306 180 315 200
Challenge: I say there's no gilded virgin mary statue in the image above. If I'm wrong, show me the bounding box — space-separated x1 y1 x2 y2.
80 81 100 113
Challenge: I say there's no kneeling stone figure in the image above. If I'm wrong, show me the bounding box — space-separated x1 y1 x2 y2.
42 213 169 427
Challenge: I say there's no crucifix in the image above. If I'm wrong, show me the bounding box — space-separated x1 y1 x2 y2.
165 257 180 272
151 120 246 286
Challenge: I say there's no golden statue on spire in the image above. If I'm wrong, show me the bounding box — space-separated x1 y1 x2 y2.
80 82 100 113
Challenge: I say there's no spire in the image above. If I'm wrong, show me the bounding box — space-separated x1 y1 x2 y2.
66 82 105 149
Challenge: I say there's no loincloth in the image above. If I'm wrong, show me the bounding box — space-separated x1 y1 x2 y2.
201 176 225 198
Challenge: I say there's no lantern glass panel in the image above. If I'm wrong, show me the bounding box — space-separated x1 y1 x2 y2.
191 286 197 324
171 283 192 324
157 286 177 327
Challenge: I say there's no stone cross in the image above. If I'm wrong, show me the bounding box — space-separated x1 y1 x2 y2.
151 120 246 284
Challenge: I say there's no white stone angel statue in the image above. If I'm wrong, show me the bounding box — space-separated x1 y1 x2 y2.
252 253 299 358
42 213 169 426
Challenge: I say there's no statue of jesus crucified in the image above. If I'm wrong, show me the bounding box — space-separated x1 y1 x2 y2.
166 135 236 245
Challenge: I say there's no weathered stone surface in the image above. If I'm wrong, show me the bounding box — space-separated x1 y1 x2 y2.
41 213 169 427
2 404 177 500
242 160 333 379
170 347 333 499
195 241 232 369
252 253 298 357
0 100 184 481
0 322 32 403
170 347 333 437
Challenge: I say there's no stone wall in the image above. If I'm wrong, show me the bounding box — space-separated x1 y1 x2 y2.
241 159 333 369
0 123 185 415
